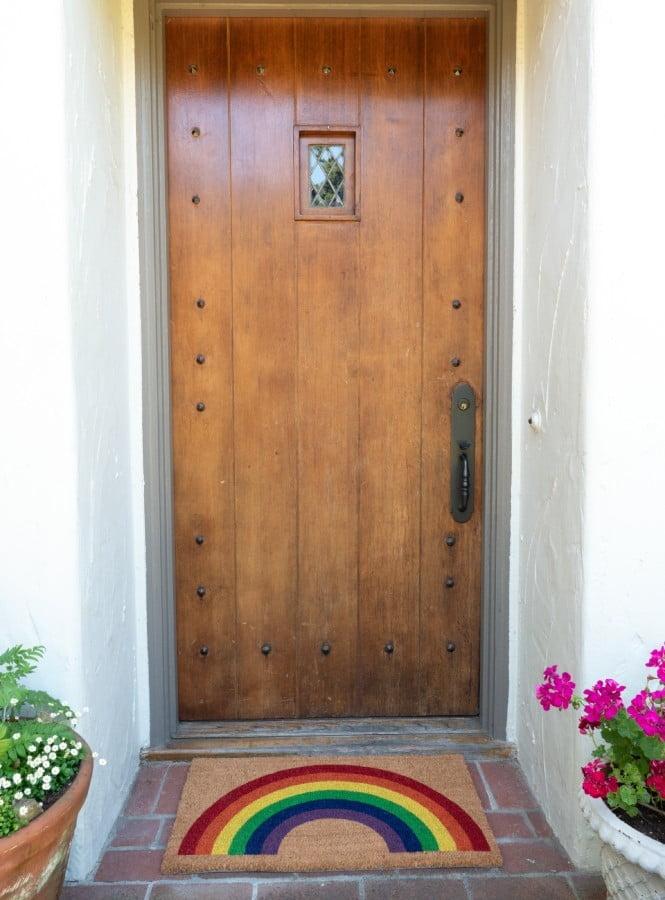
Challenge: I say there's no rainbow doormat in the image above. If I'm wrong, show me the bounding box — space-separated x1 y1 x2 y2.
162 755 501 873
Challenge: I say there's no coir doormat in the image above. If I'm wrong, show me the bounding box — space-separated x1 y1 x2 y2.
162 754 501 873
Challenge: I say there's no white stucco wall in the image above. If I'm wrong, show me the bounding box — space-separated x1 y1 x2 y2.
582 2 665 700
512 0 592 863
514 0 665 867
0 0 147 880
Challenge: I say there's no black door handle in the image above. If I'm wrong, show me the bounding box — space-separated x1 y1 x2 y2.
450 383 475 523
458 452 470 513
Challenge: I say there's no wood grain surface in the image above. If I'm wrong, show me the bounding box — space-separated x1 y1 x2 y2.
166 16 487 720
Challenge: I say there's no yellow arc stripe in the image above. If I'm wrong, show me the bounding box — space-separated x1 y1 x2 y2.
212 780 457 853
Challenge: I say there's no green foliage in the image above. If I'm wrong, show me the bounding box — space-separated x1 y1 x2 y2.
0 645 46 723
0 645 89 836
0 645 44 679
0 796 19 837
598 709 665 817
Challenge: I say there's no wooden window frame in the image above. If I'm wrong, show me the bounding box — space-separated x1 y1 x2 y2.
294 126 361 221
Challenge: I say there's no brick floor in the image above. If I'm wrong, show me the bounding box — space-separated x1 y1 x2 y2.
62 759 606 899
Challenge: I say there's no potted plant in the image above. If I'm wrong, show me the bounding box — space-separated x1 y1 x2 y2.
535 645 665 899
0 645 100 899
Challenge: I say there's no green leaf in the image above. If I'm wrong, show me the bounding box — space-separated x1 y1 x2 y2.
619 785 637 806
0 646 44 680
639 735 665 760
615 712 640 740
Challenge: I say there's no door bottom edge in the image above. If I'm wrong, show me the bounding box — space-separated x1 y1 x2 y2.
142 716 515 761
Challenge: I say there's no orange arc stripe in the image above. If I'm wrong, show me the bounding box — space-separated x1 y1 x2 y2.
196 771 473 853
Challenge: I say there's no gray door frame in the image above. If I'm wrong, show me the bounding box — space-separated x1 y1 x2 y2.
133 0 516 746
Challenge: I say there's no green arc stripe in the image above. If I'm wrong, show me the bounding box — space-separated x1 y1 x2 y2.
228 789 439 854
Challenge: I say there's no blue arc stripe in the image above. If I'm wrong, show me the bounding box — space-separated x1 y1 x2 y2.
242 798 423 855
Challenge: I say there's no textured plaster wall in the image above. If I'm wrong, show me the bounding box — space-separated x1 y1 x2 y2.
0 0 147 880
513 0 592 864
515 0 665 868
582 3 665 699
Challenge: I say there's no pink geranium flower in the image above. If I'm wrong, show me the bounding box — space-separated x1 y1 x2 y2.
582 678 625 726
646 760 665 798
627 689 665 738
535 645 665 812
535 665 575 711
646 644 665 683
581 759 619 799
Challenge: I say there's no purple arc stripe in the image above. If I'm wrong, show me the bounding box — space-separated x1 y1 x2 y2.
260 808 407 854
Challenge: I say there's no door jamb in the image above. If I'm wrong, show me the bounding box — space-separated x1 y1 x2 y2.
133 0 515 745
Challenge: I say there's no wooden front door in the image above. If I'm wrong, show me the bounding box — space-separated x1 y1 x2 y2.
166 16 487 721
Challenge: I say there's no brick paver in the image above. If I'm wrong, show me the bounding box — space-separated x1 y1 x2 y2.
63 758 606 899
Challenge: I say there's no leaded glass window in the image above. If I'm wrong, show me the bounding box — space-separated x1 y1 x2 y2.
309 144 345 208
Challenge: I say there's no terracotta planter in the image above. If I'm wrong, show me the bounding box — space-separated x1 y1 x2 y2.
580 791 665 899
0 753 92 900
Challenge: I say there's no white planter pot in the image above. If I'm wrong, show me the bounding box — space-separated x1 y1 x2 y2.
580 791 665 899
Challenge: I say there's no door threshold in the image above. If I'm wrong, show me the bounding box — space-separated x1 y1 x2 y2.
142 716 515 761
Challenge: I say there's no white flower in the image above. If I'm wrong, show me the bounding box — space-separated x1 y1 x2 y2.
59 743 67 751
9 698 18 707
70 748 79 757
12 733 20 741
14 791 23 800
50 713 57 719
98 758 107 766
65 711 73 718
49 753 56 761
35 736 43 743
75 741 82 749
43 759 50 768
24 788 31 796
92 752 99 759
27 744 36 752
18 805 28 816
46 737 55 746
35 768 44 779
12 774 22 785
51 766 60 775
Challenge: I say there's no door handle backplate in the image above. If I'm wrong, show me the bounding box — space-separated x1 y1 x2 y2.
450 382 476 523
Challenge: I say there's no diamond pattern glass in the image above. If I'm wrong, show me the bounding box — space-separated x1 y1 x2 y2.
309 144 345 208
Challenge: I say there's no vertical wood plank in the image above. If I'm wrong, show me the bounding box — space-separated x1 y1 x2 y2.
295 18 360 125
420 17 487 714
230 19 298 719
295 20 361 717
357 19 424 715
166 17 237 720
